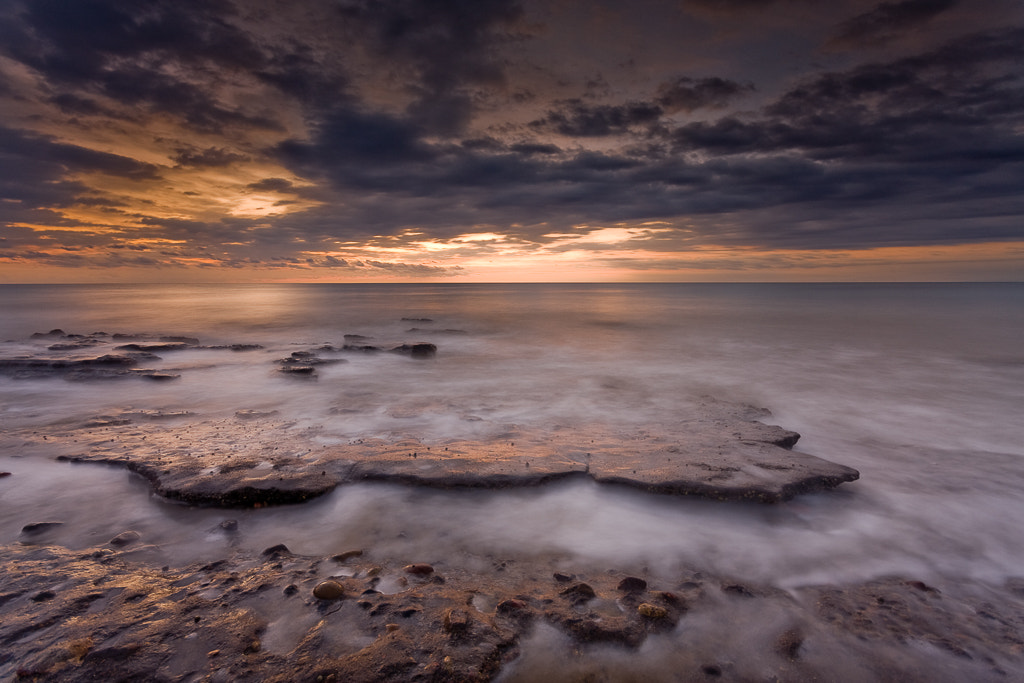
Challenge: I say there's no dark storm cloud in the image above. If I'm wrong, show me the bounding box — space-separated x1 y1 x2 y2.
829 0 958 48
527 76 752 138
529 100 663 137
334 0 525 135
0 126 159 227
1 0 1022 273
655 77 755 113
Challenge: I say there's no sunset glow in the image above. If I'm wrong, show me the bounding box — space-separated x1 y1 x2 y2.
1 0 1022 283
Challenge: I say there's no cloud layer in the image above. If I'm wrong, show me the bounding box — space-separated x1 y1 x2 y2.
0 0 1022 280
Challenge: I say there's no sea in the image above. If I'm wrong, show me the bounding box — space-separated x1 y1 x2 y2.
1 282 1022 674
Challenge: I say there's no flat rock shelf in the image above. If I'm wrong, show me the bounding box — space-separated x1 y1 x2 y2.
19 398 858 507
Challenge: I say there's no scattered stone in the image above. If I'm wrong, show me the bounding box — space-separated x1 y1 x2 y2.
553 572 574 583
219 519 239 532
262 544 291 557
637 603 669 619
404 563 434 576
618 576 648 592
21 521 64 534
109 530 141 547
331 549 364 562
279 365 315 375
342 344 382 353
312 580 345 600
560 582 596 604
389 343 437 359
283 584 298 596
401 318 433 322
115 342 190 352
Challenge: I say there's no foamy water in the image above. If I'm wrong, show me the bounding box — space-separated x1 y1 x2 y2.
2 283 1022 591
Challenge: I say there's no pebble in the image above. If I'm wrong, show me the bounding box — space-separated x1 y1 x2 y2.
617 576 648 592
331 549 364 562
404 563 434 576
637 603 669 619
109 530 141 547
313 580 346 600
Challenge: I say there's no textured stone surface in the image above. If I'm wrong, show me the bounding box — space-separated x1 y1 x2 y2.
16 398 858 507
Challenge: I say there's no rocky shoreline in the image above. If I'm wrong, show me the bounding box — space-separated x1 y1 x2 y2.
3 536 1023 682
2 328 1021 681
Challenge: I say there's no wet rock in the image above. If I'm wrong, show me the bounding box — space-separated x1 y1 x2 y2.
389 343 437 359
637 603 668 619
313 580 346 600
553 572 574 583
618 576 648 592
30 329 66 338
404 563 434 576
0 471 11 478
21 521 64 534
342 343 382 353
219 519 239 532
279 365 315 375
401 317 433 322
262 544 291 557
331 549 364 562
109 530 141 547
235 409 279 419
560 582 596 604
115 342 190 352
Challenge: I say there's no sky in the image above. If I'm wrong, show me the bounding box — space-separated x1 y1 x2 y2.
1 0 1022 283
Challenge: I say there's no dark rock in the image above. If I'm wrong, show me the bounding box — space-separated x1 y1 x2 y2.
342 344 382 353
560 582 596 604
219 519 238 532
279 365 315 375
283 584 298 596
0 472 10 478
404 563 434 576
262 544 291 557
115 342 190 352
618 576 648 592
331 550 364 562
21 521 64 534
401 317 433 322
109 530 141 547
30 329 66 338
389 343 437 359
553 572 574 583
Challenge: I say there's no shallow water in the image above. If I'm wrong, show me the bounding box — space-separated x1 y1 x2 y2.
2 283 1023 591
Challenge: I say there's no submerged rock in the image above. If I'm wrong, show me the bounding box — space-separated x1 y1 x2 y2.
389 343 437 359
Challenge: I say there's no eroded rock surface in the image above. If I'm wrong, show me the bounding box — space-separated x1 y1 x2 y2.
1 543 1021 682
19 399 857 507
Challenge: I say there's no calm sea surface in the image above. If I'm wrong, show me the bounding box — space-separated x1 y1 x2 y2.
1 283 1023 587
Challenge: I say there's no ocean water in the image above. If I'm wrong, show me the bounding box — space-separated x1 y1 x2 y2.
1 283 1023 670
